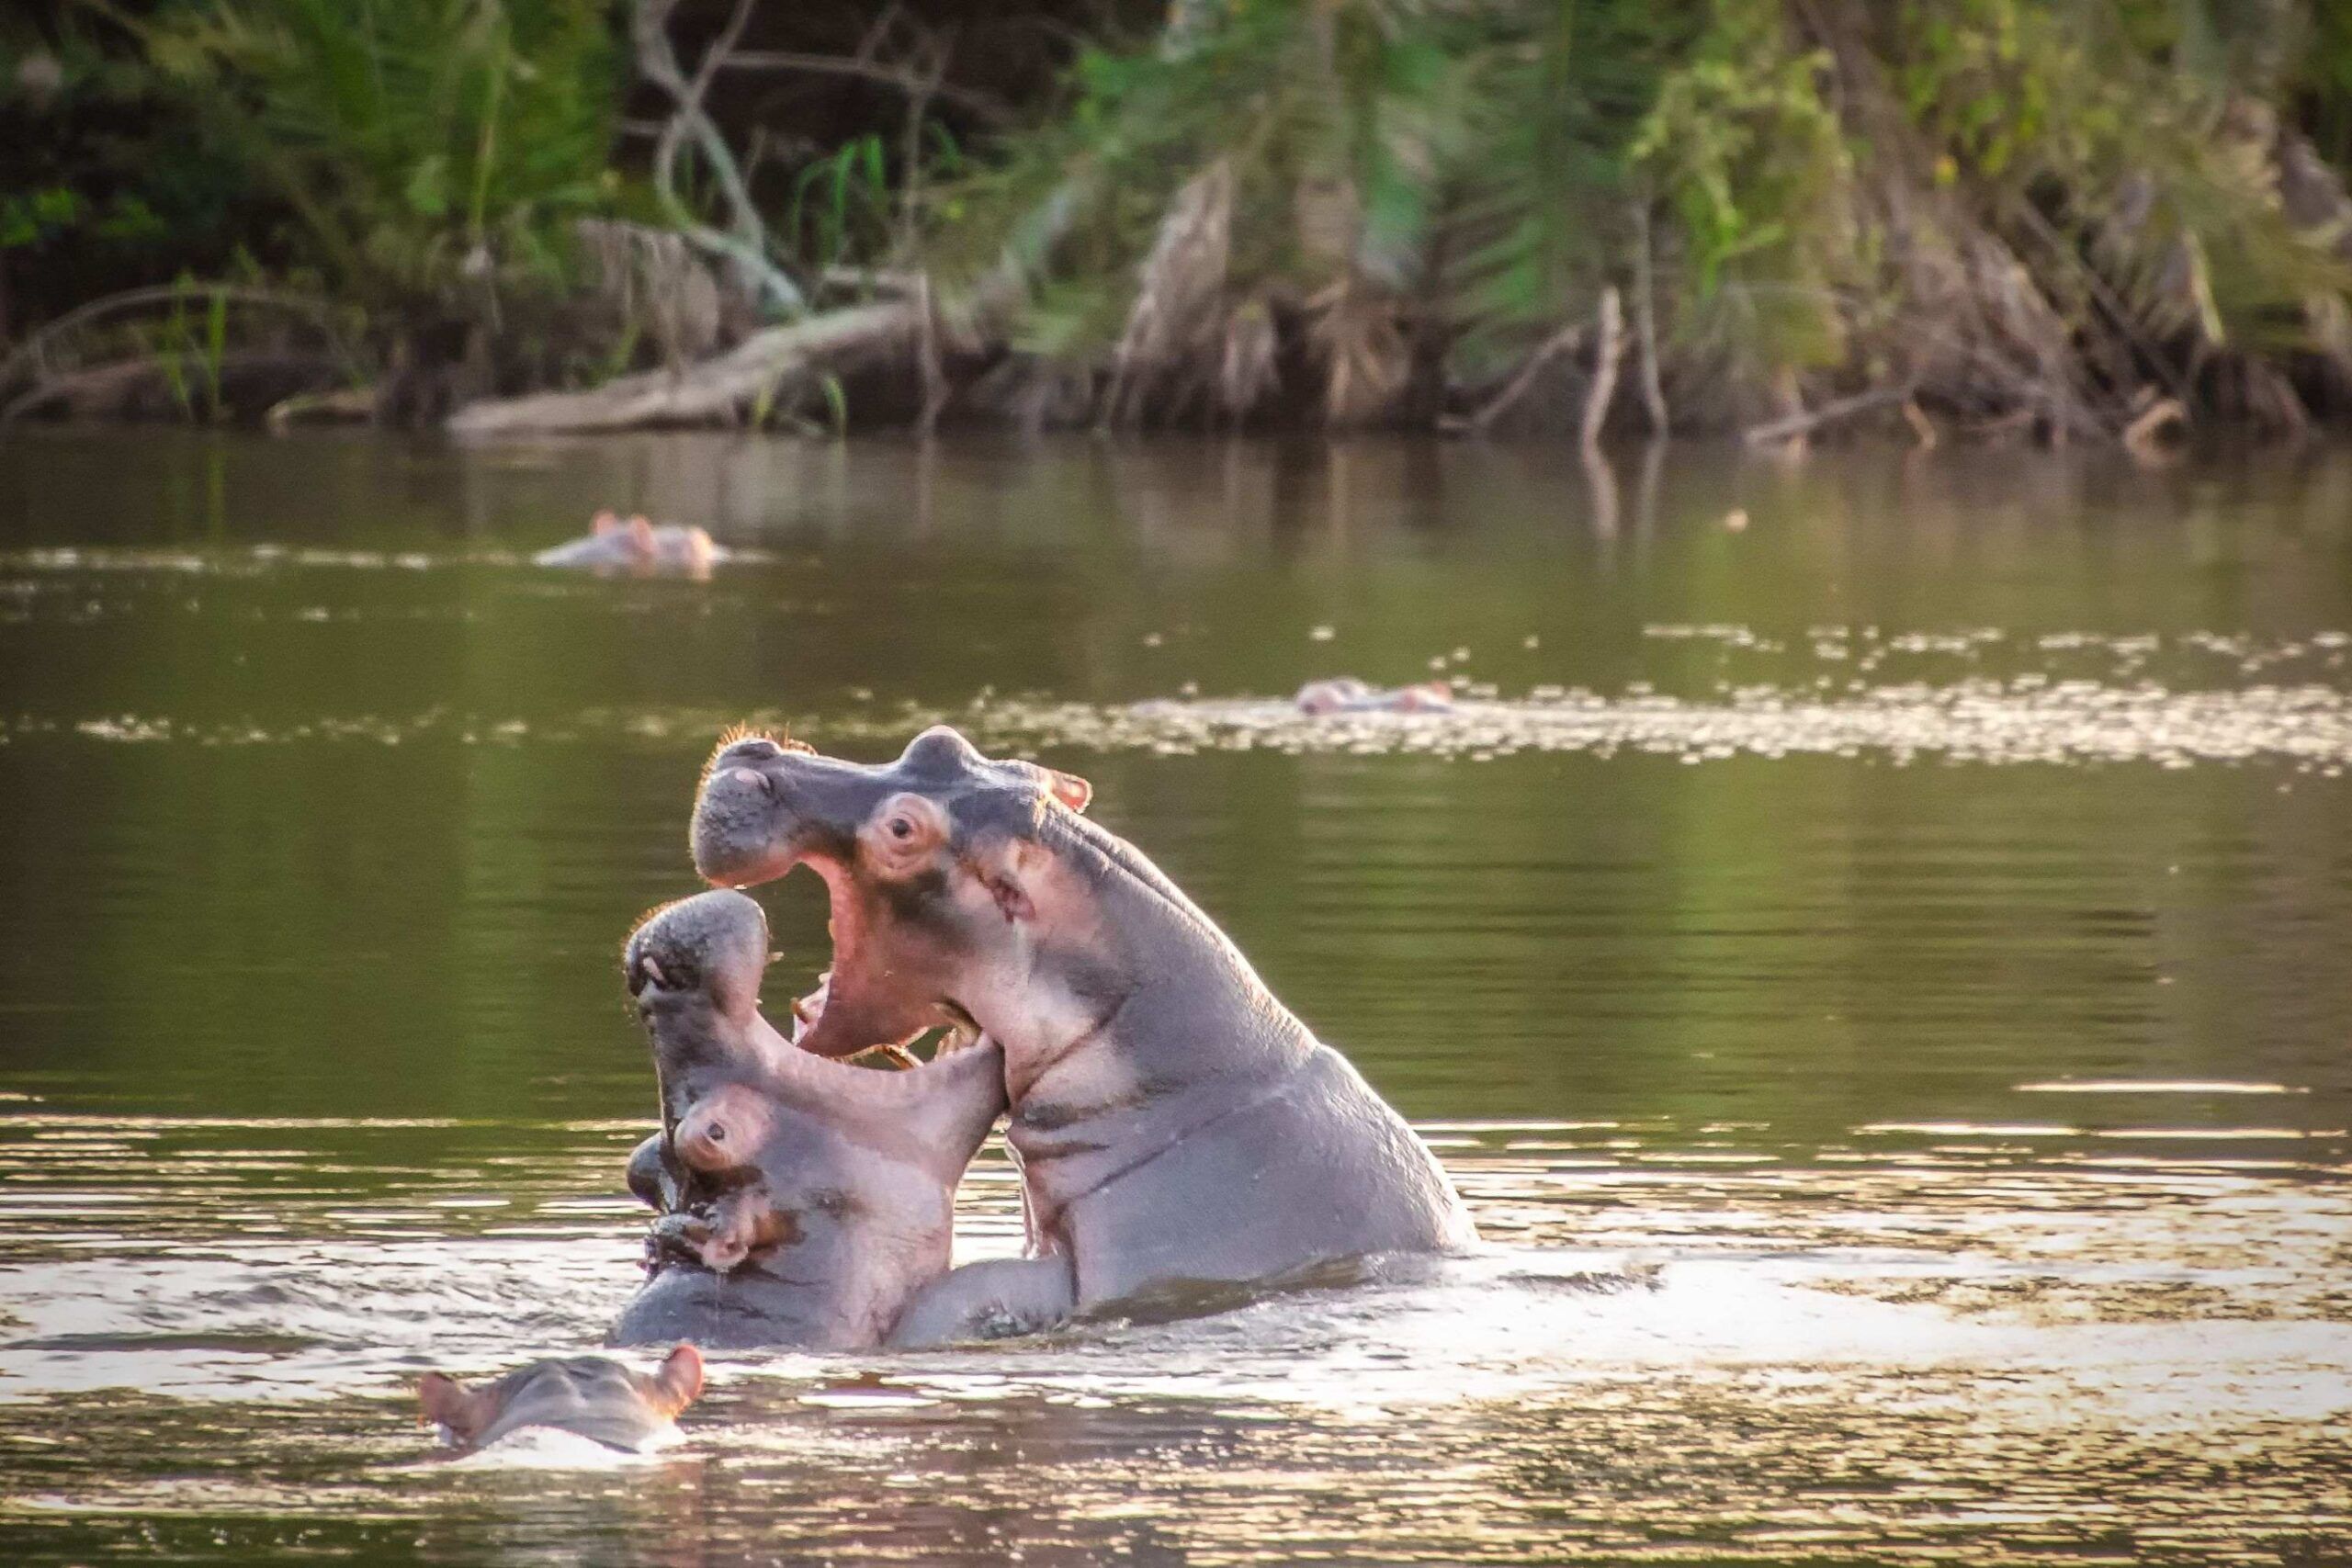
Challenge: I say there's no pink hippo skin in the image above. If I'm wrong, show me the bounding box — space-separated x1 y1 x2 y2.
417 1345 703 1455
686 726 1477 1346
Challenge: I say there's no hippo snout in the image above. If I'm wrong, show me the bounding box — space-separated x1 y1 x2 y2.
690 744 797 886
623 890 771 1016
689 731 878 887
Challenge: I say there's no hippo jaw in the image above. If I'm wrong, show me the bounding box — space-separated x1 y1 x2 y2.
690 726 1092 1063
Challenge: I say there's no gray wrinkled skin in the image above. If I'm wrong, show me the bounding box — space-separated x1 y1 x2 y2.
608 890 1007 1350
690 727 1478 1342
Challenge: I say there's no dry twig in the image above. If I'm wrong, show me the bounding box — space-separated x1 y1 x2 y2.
1744 383 1912 446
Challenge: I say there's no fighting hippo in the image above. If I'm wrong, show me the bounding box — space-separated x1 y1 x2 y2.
417 1346 703 1455
1294 677 1454 716
688 727 1477 1343
534 511 721 578
608 889 1010 1349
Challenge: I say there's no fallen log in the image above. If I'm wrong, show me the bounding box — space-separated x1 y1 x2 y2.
0 286 351 420
2 352 350 424
446 302 913 435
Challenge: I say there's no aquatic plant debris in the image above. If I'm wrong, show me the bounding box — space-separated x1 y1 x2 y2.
955 682 2352 769
21 676 2352 771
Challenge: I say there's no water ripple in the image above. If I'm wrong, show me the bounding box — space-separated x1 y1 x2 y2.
0 1118 2346 1560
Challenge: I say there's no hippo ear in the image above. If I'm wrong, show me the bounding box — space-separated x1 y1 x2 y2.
592 510 620 536
628 514 657 552
1044 768 1091 814
418 1371 493 1441
1012 761 1090 815
653 1344 704 1414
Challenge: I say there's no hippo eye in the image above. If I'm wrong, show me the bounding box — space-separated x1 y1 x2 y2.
707 1123 727 1144
888 818 913 841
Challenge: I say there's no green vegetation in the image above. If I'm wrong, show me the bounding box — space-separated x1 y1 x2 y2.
6 0 2352 437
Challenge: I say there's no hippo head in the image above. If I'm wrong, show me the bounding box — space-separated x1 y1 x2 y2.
418 1346 703 1453
690 727 1102 1063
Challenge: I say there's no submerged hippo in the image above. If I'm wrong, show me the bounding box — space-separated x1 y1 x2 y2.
609 890 1009 1349
417 1346 703 1455
534 511 721 578
689 727 1477 1343
1295 678 1454 716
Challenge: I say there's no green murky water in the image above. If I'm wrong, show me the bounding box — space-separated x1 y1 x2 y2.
0 430 2346 1565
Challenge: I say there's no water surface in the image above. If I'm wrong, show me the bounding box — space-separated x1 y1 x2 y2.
0 431 2346 1564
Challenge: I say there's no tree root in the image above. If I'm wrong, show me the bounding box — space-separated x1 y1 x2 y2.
3 352 351 424
2120 397 2189 464
0 287 354 423
1580 287 1624 457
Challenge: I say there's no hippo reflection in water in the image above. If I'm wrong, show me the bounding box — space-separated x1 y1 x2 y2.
533 510 721 578
609 890 1013 1349
417 1345 703 1455
689 726 1478 1345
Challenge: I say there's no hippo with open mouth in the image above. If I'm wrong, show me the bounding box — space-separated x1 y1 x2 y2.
609 889 1010 1349
689 726 1478 1342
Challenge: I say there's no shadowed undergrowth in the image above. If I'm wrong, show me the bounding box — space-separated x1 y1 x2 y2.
6 0 2352 441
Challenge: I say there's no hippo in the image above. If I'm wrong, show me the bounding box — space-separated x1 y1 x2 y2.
687 727 1478 1344
1294 678 1455 716
417 1346 703 1455
608 889 1011 1349
533 511 721 577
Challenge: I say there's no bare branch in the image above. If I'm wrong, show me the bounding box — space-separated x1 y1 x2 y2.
635 0 806 316
1743 383 1912 446
1455 324 1581 436
449 302 911 434
1581 287 1624 457
1630 202 1669 434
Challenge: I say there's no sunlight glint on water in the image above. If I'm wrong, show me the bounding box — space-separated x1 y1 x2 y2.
0 432 2347 1564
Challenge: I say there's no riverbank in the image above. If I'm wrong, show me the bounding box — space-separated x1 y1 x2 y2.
7 4 2352 449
